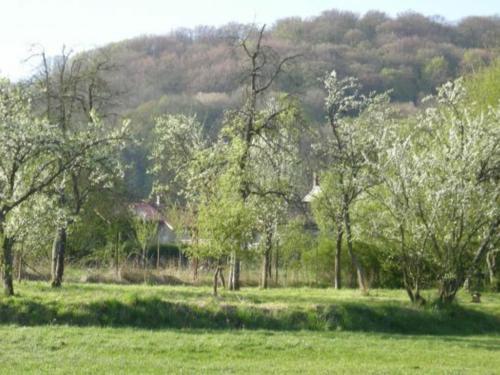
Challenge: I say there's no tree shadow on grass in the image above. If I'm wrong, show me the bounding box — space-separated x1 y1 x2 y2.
320 303 500 335
0 297 499 335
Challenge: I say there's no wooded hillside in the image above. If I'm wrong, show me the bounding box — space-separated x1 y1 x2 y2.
79 10 500 197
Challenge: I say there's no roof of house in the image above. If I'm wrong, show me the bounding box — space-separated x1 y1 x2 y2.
130 202 174 230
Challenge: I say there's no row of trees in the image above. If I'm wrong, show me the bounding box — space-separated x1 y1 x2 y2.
147 28 499 304
1 27 498 307
149 27 304 294
312 74 499 304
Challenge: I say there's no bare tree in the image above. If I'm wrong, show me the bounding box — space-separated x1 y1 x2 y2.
226 25 300 290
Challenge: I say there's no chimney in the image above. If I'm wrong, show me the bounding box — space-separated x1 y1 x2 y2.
313 173 320 187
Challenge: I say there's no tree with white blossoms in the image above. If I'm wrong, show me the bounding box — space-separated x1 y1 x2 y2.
4 194 56 281
371 78 499 304
48 111 128 287
312 71 391 292
149 113 209 276
0 79 109 296
415 79 498 304
366 118 434 304
31 49 129 288
149 114 206 205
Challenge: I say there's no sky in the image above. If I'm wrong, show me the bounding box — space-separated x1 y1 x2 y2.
1 0 499 80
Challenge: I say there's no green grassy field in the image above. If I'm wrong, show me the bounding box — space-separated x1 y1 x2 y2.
1 282 499 374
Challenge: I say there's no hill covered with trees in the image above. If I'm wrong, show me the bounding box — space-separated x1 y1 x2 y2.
105 9 500 115
79 9 500 196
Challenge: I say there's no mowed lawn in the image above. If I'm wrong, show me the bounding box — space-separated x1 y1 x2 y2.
1 282 499 374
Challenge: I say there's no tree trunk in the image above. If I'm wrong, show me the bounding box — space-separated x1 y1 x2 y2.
261 249 271 289
274 246 279 285
156 230 161 269
192 257 199 281
115 231 121 277
261 226 273 289
219 267 226 289
405 287 426 306
16 249 23 282
51 226 67 287
403 269 426 305
334 224 343 289
267 254 272 280
343 203 367 292
178 249 183 269
486 251 498 291
142 244 147 269
2 233 15 296
438 278 461 304
228 251 240 291
213 266 220 296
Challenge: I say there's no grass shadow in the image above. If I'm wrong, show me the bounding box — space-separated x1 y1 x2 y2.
320 303 500 335
1 296 499 335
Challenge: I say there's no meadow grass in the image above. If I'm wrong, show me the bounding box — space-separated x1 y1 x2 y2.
0 282 499 374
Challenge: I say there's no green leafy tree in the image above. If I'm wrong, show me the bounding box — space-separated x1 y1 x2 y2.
132 215 159 269
196 170 256 296
421 56 450 91
221 25 300 290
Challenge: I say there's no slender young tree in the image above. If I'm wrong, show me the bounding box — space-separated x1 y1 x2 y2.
313 71 390 292
367 128 431 304
132 215 158 269
196 168 256 296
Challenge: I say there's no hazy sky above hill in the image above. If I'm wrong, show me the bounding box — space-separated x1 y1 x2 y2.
1 0 499 80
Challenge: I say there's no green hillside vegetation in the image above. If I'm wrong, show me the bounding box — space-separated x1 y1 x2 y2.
465 58 500 110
